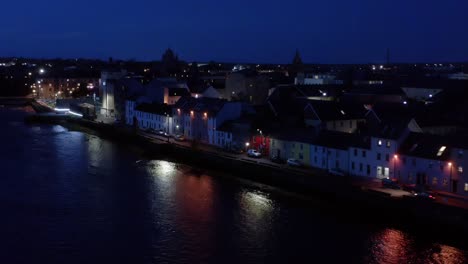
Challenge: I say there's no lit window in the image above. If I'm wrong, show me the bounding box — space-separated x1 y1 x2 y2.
378 140 382 146
458 166 463 173
432 177 438 186
386 141 391 148
437 146 447 157
465 183 468 192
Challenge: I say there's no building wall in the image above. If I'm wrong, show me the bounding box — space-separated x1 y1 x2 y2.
270 138 291 159
207 102 243 145
369 137 399 179
125 100 136 125
213 130 233 149
450 148 468 196
290 141 311 166
398 156 452 191
349 147 372 177
324 119 364 134
100 70 127 116
309 145 348 174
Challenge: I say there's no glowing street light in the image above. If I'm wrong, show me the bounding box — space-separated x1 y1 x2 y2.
448 162 453 191
245 142 250 147
39 68 45 74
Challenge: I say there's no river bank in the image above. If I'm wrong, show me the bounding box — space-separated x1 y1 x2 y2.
24 113 468 238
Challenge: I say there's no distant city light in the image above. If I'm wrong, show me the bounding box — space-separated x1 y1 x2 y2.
39 68 45 74
403 101 408 105
429 94 433 98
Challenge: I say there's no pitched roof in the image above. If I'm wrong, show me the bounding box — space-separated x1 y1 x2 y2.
174 96 228 115
168 88 190 97
135 103 172 116
398 132 451 161
303 100 367 121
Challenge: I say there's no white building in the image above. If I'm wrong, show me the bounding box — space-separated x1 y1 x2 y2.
172 97 244 144
125 100 173 134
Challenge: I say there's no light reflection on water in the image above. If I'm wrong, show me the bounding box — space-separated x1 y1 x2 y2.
0 107 466 263
366 228 466 264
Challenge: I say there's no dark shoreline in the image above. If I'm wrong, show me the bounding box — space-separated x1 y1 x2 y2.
23 113 468 245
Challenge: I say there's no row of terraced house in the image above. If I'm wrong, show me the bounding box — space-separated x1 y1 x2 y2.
122 81 468 197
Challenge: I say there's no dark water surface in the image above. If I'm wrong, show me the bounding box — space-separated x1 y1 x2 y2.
0 107 466 264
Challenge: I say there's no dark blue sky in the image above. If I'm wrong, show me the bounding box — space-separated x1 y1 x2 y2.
2 0 468 63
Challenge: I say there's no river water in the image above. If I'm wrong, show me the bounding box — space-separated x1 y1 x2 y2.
0 107 466 264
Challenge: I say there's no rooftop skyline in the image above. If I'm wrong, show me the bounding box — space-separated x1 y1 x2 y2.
2 0 468 63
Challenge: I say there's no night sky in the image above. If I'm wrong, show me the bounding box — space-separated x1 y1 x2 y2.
2 0 468 63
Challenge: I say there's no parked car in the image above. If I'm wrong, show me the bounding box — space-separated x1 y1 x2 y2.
230 146 244 154
402 184 434 194
382 178 400 189
174 134 185 141
247 149 262 158
413 191 436 201
270 155 285 164
287 158 302 167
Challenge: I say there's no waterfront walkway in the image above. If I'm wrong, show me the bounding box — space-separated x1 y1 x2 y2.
135 129 468 209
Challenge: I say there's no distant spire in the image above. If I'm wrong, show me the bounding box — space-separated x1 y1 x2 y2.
292 49 303 65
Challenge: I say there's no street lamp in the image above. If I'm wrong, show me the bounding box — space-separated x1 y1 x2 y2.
393 154 398 180
449 162 453 192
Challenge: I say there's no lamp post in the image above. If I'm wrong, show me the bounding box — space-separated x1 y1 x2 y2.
449 162 453 192
165 113 170 142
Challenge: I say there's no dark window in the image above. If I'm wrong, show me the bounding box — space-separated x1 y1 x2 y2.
362 150 366 158
354 149 358 156
351 162 355 170
359 163 363 172
385 154 390 162
377 153 381 160
367 165 371 175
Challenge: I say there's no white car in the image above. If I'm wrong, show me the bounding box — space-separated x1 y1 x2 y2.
287 158 302 167
247 149 262 158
